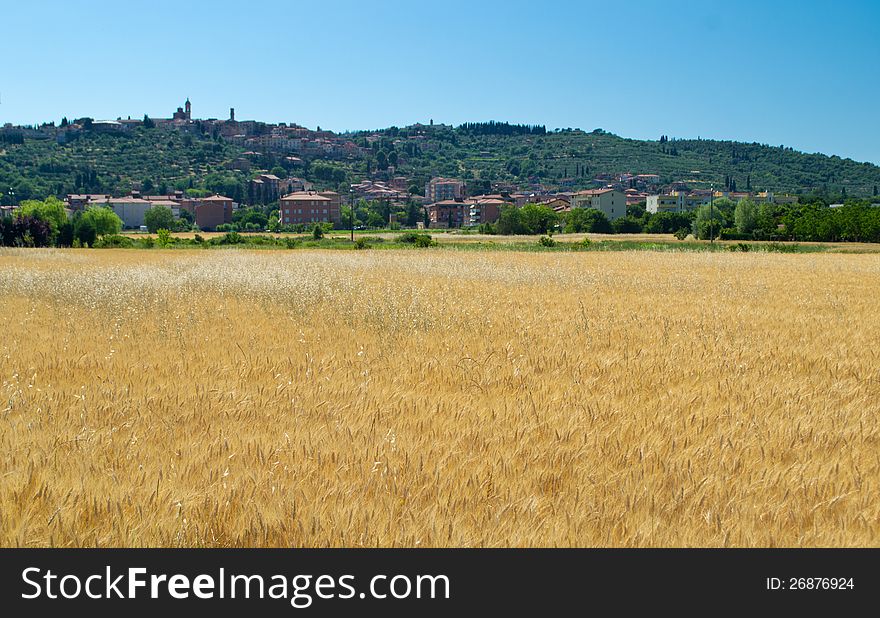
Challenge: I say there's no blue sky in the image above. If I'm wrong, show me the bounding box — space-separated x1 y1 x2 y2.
2 0 879 163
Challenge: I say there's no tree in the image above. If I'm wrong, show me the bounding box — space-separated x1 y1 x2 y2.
0 214 52 247
692 204 726 240
564 208 612 234
612 216 643 233
143 115 155 129
518 204 559 234
376 151 388 170
734 199 759 234
73 216 96 247
312 224 324 240
143 205 176 233
16 197 67 239
80 206 122 236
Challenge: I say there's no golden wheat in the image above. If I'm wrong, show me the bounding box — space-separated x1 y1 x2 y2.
0 247 878 547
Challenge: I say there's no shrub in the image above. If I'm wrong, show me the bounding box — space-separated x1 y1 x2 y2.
312 224 324 240
156 228 172 248
580 237 592 248
398 232 436 247
94 234 135 248
284 237 300 249
218 231 244 245
719 228 753 241
194 234 205 244
674 228 689 241
354 237 371 250
728 242 751 252
538 235 556 247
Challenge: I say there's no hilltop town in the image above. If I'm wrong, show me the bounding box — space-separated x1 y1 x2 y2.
2 99 880 238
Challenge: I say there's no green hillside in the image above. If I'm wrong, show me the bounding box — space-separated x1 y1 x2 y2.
1 123 879 204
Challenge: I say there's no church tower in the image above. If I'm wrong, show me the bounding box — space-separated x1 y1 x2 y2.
185 98 191 120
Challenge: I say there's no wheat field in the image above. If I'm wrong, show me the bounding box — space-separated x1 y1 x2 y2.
1 247 878 547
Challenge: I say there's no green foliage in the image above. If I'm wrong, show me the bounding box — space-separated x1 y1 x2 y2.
734 199 759 234
645 211 693 234
312 224 324 240
93 234 135 248
564 208 612 234
79 206 123 236
15 197 67 237
354 237 371 250
612 216 644 234
143 205 175 233
156 228 172 247
496 204 558 235
674 227 690 240
538 235 556 247
692 204 726 240
397 231 436 247
73 216 97 247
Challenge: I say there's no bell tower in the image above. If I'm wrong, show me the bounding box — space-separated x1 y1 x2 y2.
185 98 191 120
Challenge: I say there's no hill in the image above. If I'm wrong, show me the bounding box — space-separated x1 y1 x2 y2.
1 122 879 203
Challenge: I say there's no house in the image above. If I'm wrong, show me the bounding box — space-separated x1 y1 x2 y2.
570 189 626 221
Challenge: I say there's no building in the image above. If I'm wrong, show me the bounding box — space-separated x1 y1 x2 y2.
425 178 465 203
537 197 571 212
646 194 683 213
193 195 233 229
279 191 340 226
646 193 710 213
426 200 467 228
317 191 341 223
108 197 152 228
570 189 626 221
172 98 192 121
66 194 109 211
466 197 507 226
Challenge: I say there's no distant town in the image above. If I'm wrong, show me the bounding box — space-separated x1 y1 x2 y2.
3 98 880 247
0 98 814 231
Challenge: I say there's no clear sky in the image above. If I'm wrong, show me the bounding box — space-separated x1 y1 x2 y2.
2 0 879 163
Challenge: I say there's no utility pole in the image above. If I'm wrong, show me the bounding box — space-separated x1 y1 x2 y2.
709 183 715 245
349 189 355 242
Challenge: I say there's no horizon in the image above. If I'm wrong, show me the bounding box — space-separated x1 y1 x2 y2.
2 0 879 164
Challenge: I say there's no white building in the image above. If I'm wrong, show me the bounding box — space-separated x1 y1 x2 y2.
108 197 152 229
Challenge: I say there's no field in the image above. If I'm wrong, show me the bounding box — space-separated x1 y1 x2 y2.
1 247 879 547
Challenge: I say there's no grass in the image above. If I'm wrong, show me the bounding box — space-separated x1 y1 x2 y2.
114 230 880 253
1 248 879 547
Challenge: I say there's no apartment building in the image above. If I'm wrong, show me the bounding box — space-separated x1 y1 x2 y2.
279 191 341 226
570 189 627 221
425 177 465 203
